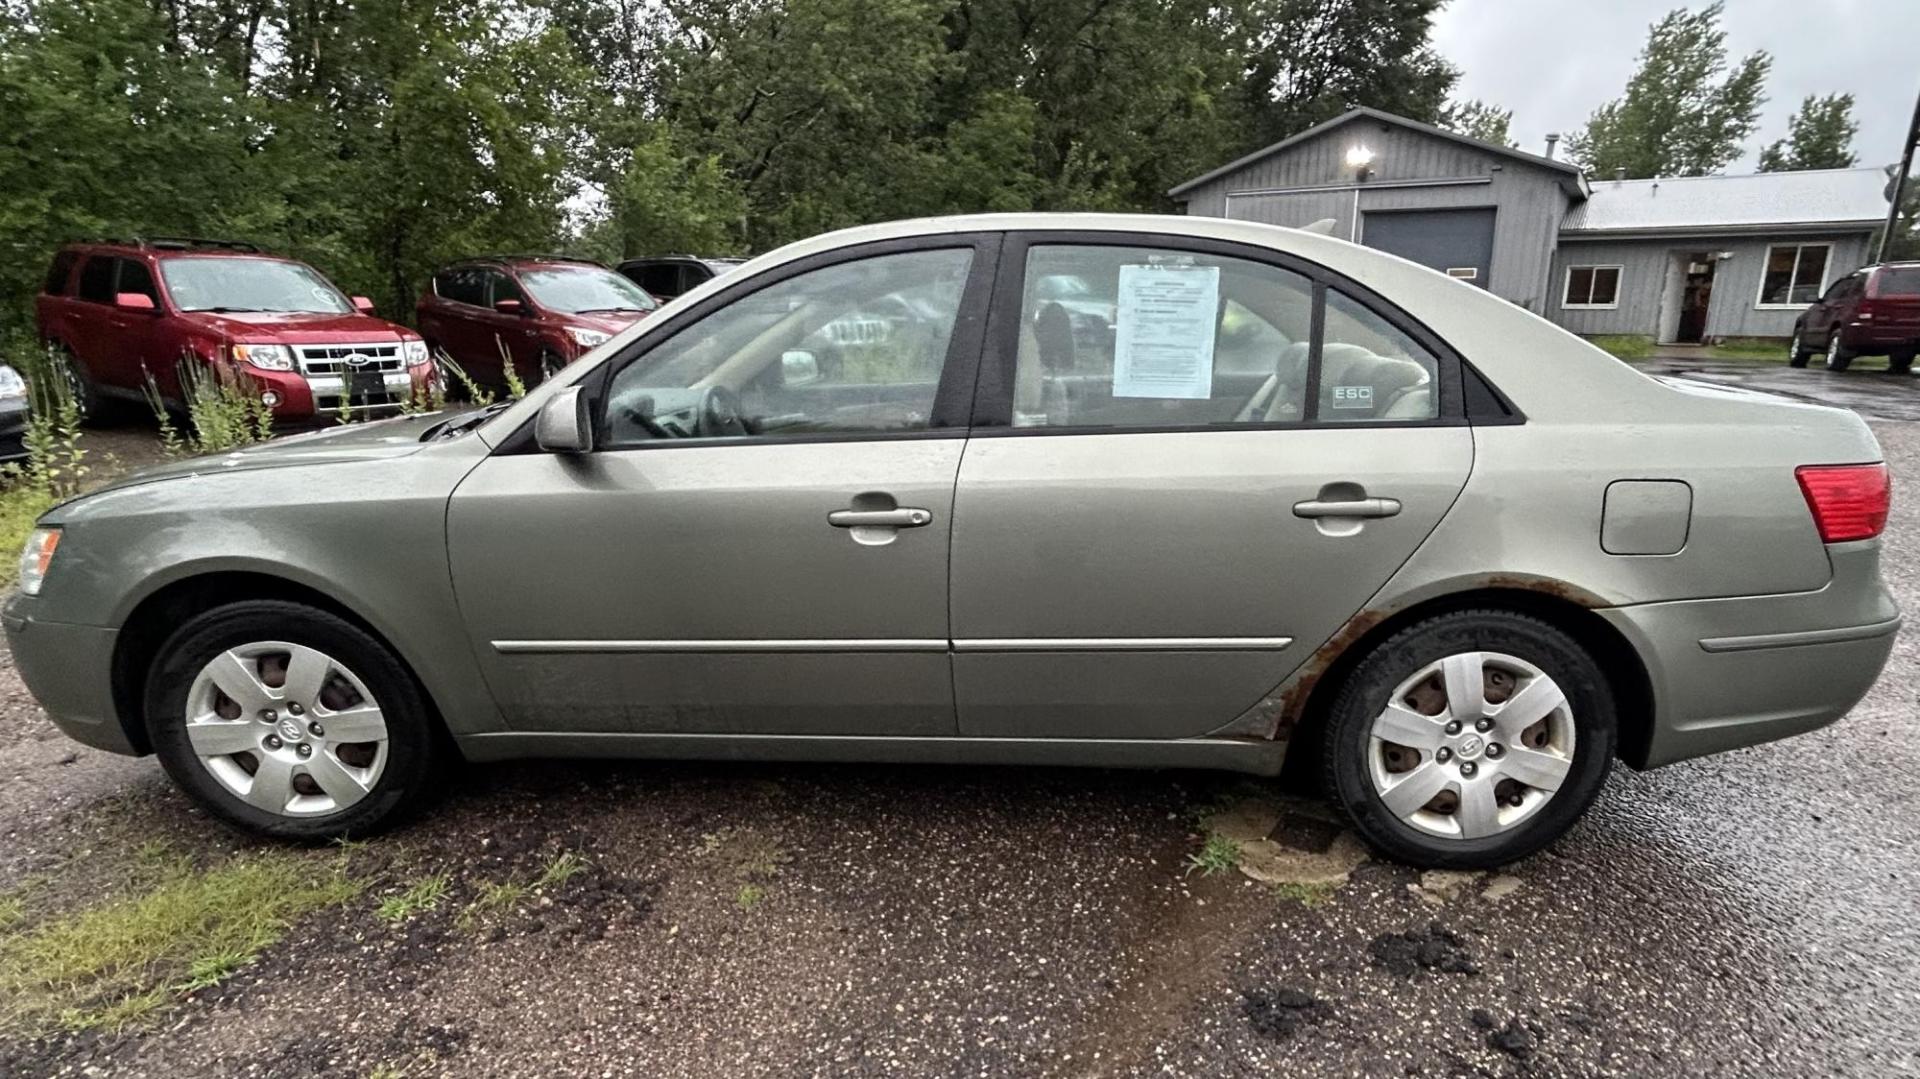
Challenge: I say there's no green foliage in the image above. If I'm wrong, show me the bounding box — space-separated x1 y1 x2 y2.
1443 99 1516 149
0 850 361 1035
145 357 276 457
1759 94 1859 173
1567 3 1770 179
1587 335 1655 361
4 338 88 499
1186 833 1241 877
375 875 451 924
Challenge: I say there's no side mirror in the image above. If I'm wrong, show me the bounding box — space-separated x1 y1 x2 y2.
351 296 376 314
535 386 594 454
116 292 156 311
493 298 526 317
781 349 820 386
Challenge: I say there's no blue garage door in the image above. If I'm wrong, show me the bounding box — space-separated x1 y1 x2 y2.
1361 208 1495 288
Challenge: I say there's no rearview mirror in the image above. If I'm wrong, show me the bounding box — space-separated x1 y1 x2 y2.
535 386 594 454
351 296 375 314
781 349 820 386
494 298 525 316
115 292 156 311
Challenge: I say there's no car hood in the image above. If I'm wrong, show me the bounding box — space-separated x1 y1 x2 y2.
563 310 652 335
176 310 414 343
78 412 456 497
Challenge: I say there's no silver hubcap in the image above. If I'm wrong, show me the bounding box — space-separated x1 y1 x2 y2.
1367 651 1576 840
183 642 389 817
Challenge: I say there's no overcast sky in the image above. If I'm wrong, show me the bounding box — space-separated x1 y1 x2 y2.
1431 0 1919 171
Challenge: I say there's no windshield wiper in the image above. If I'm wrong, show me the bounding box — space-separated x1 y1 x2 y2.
202 306 266 313
420 401 512 441
575 307 646 315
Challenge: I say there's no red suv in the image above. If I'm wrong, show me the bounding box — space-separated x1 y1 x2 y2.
1790 262 1920 372
35 239 435 420
416 256 659 390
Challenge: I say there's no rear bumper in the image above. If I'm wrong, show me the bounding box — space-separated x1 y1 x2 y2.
1838 324 1920 353
1601 543 1899 768
1 602 135 755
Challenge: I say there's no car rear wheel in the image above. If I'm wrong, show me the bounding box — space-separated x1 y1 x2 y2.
44 344 98 420
1788 327 1811 367
1322 609 1616 868
1826 333 1855 372
144 601 443 840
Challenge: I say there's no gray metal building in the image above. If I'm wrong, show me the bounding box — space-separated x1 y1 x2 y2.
1170 107 1889 344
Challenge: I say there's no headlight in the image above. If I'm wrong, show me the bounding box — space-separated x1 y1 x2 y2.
17 527 60 597
0 365 26 402
231 343 294 371
567 327 611 349
402 338 429 364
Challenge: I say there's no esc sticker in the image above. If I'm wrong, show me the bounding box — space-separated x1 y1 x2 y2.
1112 264 1219 400
1331 385 1374 409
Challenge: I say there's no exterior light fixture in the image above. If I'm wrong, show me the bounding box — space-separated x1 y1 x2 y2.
1345 144 1377 178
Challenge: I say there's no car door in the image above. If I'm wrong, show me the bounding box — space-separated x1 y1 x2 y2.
101 257 167 387
947 234 1474 740
446 236 998 738
64 255 122 382
1804 275 1851 344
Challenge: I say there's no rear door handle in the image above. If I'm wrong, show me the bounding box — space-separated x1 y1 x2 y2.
1292 497 1402 519
829 508 933 528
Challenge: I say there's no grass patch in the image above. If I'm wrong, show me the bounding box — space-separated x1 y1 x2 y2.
0 850 362 1035
1271 881 1337 907
456 851 589 931
1706 337 1792 362
1586 334 1655 360
1185 833 1241 878
376 874 450 924
0 485 55 591
736 883 766 910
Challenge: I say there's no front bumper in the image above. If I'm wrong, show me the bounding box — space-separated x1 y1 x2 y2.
243 361 439 422
1601 542 1899 768
1 602 134 755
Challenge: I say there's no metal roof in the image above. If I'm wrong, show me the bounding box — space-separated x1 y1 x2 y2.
1562 167 1889 235
1167 107 1586 199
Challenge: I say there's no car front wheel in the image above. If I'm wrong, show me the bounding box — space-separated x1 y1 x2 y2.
1826 333 1855 372
1322 609 1616 868
144 600 443 839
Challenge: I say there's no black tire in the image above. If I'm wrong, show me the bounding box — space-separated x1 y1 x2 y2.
1825 333 1855 372
45 343 99 420
144 600 443 840
1788 326 1811 368
539 352 565 384
1321 609 1616 869
1890 349 1914 375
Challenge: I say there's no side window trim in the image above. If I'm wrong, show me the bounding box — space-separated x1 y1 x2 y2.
519 233 1004 456
970 230 1469 435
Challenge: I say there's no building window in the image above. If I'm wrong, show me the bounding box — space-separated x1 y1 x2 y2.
1757 243 1831 307
1563 265 1621 309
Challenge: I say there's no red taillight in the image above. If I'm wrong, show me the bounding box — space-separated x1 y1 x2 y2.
1796 463 1891 543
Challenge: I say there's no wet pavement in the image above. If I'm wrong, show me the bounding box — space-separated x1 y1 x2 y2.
0 401 1916 1077
1635 351 1920 422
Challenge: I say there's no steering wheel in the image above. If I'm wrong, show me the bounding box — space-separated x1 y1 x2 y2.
697 385 749 438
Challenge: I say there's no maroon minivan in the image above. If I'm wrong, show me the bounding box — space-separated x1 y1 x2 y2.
416 256 659 390
1791 262 1920 372
35 239 436 420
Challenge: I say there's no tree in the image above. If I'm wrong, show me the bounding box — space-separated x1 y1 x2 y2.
1233 0 1458 148
1758 94 1859 172
1444 99 1516 148
1566 3 1770 178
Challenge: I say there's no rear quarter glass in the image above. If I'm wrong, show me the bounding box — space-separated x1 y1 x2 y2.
1873 266 1920 295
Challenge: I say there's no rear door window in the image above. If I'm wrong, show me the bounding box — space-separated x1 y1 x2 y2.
43 251 78 295
436 268 486 307
1876 266 1920 296
76 256 116 303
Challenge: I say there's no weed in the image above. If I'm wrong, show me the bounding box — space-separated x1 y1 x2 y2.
456 850 590 931
437 350 494 407
534 851 589 890
0 850 362 1035
496 337 527 401
376 875 450 924
1271 881 1336 907
144 354 277 457
3 336 89 500
1185 833 1241 877
736 884 766 910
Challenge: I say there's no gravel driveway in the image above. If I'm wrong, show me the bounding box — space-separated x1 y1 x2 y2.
0 408 1914 1078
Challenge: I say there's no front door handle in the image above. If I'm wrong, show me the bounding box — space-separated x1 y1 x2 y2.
1292 497 1402 519
829 508 933 529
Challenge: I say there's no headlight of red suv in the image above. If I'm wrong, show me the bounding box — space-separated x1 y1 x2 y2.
402 339 429 364
231 344 294 371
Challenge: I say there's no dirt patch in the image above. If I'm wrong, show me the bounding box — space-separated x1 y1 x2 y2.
1201 796 1369 889
1239 986 1329 1040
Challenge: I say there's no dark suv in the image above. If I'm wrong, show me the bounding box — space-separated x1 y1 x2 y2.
417 256 659 390
35 239 435 420
1790 262 1920 372
615 255 747 301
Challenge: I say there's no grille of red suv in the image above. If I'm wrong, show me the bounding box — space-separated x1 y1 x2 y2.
294 343 403 375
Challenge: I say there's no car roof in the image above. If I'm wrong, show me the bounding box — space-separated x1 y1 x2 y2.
443 255 606 271
58 238 277 259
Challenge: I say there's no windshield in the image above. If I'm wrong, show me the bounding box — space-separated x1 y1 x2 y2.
520 266 659 314
160 257 352 314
